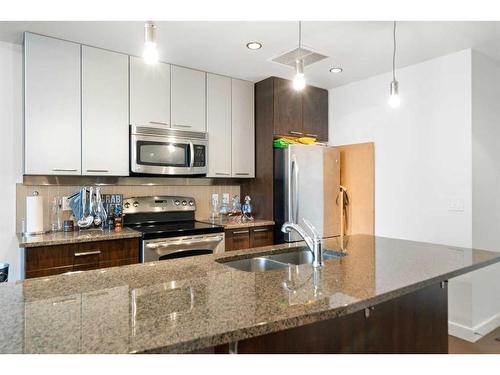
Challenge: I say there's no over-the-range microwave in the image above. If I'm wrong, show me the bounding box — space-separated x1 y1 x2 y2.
130 124 207 176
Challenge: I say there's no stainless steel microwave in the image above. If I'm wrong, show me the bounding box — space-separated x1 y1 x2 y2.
130 125 207 175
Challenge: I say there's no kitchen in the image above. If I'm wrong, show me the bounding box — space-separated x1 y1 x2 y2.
1 1 500 371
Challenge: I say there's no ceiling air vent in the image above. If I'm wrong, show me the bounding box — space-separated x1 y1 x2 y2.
270 47 328 68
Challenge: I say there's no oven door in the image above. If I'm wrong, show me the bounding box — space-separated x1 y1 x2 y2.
131 133 207 175
142 233 225 263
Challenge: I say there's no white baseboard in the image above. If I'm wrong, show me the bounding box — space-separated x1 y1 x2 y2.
449 311 500 342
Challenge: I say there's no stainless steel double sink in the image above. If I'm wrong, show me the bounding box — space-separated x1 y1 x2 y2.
219 248 346 272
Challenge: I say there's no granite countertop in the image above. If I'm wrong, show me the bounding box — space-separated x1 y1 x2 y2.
1 235 500 354
201 217 275 229
17 227 142 248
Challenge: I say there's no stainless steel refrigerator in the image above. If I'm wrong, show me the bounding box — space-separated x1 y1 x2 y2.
274 144 341 243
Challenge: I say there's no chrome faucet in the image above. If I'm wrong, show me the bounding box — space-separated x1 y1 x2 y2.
281 219 323 268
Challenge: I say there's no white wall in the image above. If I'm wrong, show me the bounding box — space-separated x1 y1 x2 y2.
330 49 473 248
329 48 500 342
0 40 23 281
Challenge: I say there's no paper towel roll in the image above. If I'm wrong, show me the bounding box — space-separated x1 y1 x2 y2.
26 195 43 234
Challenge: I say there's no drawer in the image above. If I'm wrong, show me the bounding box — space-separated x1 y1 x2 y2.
224 228 250 251
249 226 274 248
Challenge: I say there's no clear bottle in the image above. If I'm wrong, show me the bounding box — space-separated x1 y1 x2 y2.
50 196 62 232
210 193 219 220
219 193 230 215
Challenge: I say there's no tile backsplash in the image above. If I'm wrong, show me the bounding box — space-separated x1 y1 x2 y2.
16 183 240 233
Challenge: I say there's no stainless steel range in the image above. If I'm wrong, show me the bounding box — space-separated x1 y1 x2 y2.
123 196 224 262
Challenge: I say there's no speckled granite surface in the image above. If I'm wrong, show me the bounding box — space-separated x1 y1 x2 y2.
201 217 275 229
1 235 500 353
17 227 142 248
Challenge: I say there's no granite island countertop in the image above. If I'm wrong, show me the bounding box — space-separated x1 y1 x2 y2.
200 217 275 229
17 227 142 248
1 235 500 354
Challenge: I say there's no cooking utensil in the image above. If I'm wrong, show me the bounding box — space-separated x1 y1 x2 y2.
77 187 93 229
94 187 106 227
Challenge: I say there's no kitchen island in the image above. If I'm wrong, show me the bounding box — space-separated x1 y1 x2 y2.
1 235 499 354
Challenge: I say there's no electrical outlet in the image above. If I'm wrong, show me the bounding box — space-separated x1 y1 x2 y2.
61 196 71 211
448 198 465 212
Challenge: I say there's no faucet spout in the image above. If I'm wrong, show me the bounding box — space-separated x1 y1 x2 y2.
281 220 323 268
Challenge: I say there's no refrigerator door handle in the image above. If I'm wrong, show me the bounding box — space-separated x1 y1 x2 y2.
291 156 299 224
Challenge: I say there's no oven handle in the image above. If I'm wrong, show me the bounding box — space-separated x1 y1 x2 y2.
189 142 195 169
145 235 224 249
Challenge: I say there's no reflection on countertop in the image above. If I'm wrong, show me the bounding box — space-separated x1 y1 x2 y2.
17 227 142 248
1 235 500 353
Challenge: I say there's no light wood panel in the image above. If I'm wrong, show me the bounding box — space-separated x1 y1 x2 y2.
333 142 375 235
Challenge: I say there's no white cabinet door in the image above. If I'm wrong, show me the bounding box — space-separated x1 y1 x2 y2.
130 56 170 127
206 74 232 177
171 65 206 132
24 33 81 175
82 46 129 176
231 79 255 178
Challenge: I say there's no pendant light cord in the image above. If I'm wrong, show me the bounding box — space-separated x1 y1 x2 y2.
392 20 397 81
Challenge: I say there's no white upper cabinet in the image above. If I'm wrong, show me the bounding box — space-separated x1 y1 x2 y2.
24 33 81 175
171 65 206 132
82 46 129 176
231 79 255 178
130 56 170 127
206 74 232 177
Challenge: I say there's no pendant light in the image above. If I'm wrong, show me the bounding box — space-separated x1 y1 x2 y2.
293 21 306 91
388 20 401 108
143 22 159 65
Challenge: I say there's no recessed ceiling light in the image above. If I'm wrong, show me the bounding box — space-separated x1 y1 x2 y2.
329 67 343 73
246 42 262 50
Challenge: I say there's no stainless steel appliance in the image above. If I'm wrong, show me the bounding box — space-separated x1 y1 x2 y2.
130 125 207 176
274 144 341 243
123 196 224 262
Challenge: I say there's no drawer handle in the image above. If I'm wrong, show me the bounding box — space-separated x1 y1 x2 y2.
172 124 192 128
253 228 270 232
232 230 249 235
305 134 318 138
234 173 250 176
289 131 303 136
52 168 77 172
215 172 231 176
149 121 169 126
52 297 78 306
86 169 109 173
74 250 101 257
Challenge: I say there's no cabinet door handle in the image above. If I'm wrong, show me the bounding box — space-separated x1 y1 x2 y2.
215 172 231 176
305 134 318 138
74 250 101 257
234 173 250 176
149 121 169 126
232 230 249 235
172 124 192 128
289 131 303 136
52 168 77 172
253 228 270 232
86 169 109 173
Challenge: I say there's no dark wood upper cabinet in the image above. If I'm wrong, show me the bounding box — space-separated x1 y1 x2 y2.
273 77 303 137
302 85 328 141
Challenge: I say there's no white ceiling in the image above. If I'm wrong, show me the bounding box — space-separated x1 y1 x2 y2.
2 21 500 89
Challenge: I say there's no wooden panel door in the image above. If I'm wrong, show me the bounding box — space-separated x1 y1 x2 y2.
249 226 274 248
24 33 81 175
82 46 129 176
206 73 232 177
129 56 170 127
171 65 206 132
273 77 302 137
302 85 328 141
231 79 255 178
225 229 250 251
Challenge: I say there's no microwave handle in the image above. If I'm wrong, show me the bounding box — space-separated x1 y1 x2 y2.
189 142 195 169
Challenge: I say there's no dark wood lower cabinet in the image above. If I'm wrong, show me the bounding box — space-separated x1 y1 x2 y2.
225 225 274 251
25 238 139 279
209 282 448 354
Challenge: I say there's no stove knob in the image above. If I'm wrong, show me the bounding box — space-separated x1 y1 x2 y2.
124 202 130 208
174 200 180 206
182 200 187 206
188 200 194 206
133 201 139 207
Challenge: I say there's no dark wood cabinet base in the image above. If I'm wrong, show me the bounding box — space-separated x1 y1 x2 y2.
209 282 448 354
